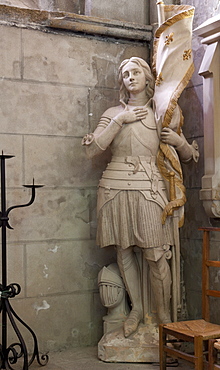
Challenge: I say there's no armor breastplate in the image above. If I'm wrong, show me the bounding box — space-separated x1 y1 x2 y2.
98 111 169 210
110 108 159 157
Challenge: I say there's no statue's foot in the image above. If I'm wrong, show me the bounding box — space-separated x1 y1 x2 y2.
124 309 142 338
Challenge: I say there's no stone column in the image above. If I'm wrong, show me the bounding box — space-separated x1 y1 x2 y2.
194 15 220 218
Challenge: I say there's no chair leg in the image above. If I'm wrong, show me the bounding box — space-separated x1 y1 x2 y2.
209 339 215 370
194 335 204 370
209 339 218 370
159 324 167 370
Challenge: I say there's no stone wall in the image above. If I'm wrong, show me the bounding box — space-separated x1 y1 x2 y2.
85 0 148 24
0 0 84 13
0 0 148 22
0 5 150 352
0 0 219 355
179 0 220 321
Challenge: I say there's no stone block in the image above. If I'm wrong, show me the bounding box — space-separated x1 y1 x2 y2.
180 188 209 240
53 0 85 13
0 243 25 298
22 28 97 86
7 292 94 351
191 0 220 29
0 1 49 9
0 0 84 12
25 240 115 297
91 47 149 90
0 25 21 79
98 323 159 363
181 238 203 320
22 28 148 87
181 238 202 294
149 1 158 27
210 296 220 325
182 136 204 189
191 36 205 87
23 135 107 187
87 188 98 240
7 187 90 242
186 290 202 320
88 88 119 132
85 0 148 25
0 134 23 187
179 84 204 139
209 240 220 259
24 136 90 187
0 79 89 137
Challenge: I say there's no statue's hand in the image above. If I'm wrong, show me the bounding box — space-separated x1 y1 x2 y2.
160 128 182 147
114 106 148 125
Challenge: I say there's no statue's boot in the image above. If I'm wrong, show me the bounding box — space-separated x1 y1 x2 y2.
148 254 179 365
117 246 143 337
147 254 172 324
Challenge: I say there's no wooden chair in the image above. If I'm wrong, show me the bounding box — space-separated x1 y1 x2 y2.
159 227 220 370
209 339 220 369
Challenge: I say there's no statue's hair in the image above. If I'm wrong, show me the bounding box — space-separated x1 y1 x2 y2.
118 57 155 104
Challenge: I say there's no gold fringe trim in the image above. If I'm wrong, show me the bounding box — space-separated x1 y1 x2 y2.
152 5 194 227
152 38 159 77
163 62 194 128
155 6 195 39
157 146 186 226
152 4 194 75
164 4 194 13
179 214 184 228
156 63 194 226
159 143 182 180
155 72 164 86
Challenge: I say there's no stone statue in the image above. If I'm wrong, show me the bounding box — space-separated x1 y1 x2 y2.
82 56 199 338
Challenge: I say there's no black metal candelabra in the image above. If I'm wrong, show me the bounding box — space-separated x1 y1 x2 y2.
0 153 49 369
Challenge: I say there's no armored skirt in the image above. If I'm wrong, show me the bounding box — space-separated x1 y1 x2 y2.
96 189 174 249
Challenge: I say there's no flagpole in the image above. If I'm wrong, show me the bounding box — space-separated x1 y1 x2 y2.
155 1 165 26
154 0 181 322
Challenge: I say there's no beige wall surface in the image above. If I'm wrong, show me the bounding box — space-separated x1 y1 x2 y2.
0 0 84 13
0 5 149 351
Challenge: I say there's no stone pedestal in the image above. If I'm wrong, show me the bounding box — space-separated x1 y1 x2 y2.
98 322 159 363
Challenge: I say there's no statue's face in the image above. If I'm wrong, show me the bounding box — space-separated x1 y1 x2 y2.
121 61 146 95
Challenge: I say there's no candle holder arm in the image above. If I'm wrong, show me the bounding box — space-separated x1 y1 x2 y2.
5 184 44 230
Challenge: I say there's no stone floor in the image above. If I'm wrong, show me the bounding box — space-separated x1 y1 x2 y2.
29 346 194 370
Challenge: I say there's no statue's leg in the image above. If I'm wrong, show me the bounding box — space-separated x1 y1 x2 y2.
144 251 171 324
117 246 143 337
